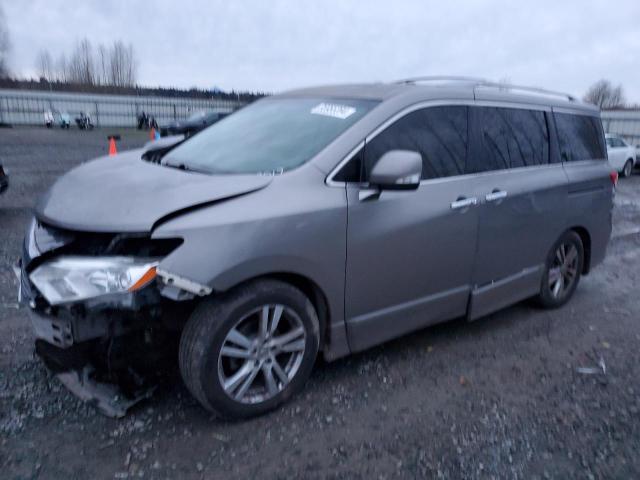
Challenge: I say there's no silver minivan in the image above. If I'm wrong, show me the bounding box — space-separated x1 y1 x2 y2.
20 78 614 418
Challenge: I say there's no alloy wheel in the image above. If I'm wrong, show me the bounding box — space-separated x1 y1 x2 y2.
217 304 306 404
548 242 579 299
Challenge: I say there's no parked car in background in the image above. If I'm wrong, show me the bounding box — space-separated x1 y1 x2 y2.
160 110 228 138
605 133 636 177
20 78 614 419
0 162 8 194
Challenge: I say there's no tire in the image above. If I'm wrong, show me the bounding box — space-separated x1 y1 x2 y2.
622 160 633 178
537 231 584 309
179 279 320 419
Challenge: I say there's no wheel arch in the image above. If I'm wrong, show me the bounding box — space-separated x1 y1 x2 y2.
214 271 333 357
569 226 592 274
263 272 330 350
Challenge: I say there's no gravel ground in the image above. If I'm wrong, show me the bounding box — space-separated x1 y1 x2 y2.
1 127 640 479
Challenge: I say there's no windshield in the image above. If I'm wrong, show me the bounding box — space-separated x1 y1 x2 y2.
164 97 377 174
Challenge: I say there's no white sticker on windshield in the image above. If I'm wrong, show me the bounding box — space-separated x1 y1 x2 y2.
310 103 356 119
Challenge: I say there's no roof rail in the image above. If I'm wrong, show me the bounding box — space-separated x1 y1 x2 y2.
394 75 487 85
474 81 578 102
394 76 578 102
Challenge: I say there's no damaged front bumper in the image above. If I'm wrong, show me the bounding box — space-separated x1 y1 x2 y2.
57 367 156 418
19 276 175 417
20 278 184 417
16 220 201 417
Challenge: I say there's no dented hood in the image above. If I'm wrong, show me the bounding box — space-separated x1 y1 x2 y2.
36 150 272 232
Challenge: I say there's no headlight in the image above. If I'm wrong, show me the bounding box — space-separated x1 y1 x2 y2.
29 256 159 305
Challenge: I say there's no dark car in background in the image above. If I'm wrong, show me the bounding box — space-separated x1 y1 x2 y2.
0 162 8 194
160 110 228 138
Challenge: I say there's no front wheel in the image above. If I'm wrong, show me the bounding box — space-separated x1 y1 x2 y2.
622 160 633 178
537 231 584 309
179 279 320 419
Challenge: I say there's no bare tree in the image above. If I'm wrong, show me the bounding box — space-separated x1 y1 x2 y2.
55 53 68 82
584 79 626 109
36 49 54 81
97 43 108 85
0 4 10 77
35 37 138 87
108 41 137 87
78 38 95 84
67 38 96 84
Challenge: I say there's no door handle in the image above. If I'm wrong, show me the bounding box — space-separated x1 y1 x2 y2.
451 197 477 210
485 190 508 202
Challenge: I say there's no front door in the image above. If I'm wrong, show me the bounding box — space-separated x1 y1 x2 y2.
343 105 480 352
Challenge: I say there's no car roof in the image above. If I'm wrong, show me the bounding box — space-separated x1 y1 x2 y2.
279 77 599 114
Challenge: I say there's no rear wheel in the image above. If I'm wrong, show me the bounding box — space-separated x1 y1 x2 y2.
537 231 584 309
622 160 633 178
179 279 320 419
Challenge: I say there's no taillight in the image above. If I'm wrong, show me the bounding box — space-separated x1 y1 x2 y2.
610 171 618 187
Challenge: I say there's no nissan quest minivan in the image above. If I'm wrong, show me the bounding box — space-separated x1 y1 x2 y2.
19 78 614 418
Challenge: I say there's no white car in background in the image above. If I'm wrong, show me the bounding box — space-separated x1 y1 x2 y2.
605 133 636 178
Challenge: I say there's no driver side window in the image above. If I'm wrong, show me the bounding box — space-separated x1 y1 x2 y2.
363 106 468 181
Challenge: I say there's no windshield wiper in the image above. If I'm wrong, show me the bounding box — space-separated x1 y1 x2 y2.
161 161 207 174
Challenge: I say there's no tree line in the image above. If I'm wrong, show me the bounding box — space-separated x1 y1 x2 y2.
0 77 265 102
36 38 137 87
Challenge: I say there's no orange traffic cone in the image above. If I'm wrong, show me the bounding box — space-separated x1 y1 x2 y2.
108 137 117 156
149 127 156 140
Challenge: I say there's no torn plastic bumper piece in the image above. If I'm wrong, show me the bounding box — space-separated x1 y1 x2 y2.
156 268 212 297
57 366 156 418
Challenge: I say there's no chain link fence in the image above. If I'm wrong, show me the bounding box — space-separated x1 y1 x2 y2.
0 89 245 128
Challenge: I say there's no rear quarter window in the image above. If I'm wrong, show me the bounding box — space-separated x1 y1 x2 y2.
554 113 606 162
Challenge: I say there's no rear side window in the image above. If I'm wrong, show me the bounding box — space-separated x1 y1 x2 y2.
467 107 549 173
363 106 468 180
554 113 606 162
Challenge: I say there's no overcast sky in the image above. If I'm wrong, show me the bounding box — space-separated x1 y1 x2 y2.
3 0 640 101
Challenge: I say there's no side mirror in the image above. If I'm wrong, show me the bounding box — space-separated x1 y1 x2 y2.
369 150 422 190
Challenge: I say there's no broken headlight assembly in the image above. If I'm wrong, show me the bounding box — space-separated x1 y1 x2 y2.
29 256 159 305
